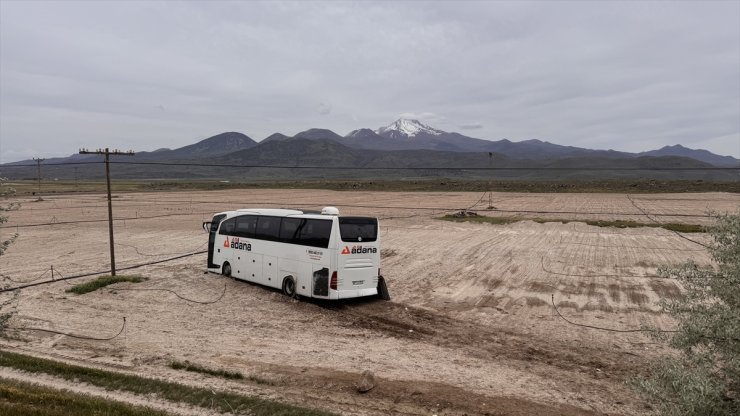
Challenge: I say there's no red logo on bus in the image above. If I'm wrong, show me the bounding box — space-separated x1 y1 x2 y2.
224 237 230 248
341 246 350 255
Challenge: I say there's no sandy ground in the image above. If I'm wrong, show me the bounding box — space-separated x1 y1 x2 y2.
1 189 738 415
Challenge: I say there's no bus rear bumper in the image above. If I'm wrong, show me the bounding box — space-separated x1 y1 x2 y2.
335 287 378 299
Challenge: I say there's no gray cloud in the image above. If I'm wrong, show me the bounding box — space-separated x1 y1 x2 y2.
460 124 483 130
1 0 738 162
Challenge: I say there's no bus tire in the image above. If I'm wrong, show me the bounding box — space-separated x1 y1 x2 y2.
377 276 390 301
222 262 232 277
282 276 296 298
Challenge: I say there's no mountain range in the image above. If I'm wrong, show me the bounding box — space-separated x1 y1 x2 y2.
1 119 737 181
141 118 738 166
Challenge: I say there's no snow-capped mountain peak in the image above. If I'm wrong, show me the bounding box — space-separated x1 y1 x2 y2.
375 119 445 138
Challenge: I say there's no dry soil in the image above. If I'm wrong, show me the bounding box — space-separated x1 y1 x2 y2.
1 189 738 415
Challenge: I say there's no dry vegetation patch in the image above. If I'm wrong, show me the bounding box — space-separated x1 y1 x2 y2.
66 275 147 295
439 214 706 232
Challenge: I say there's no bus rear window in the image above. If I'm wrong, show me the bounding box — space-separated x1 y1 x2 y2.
339 217 377 242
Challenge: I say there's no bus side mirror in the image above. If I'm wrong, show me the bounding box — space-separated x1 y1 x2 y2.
202 222 211 232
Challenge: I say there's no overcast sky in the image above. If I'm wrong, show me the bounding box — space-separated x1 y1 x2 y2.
1 0 738 163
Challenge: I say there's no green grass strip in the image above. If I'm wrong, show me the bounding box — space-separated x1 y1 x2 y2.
439 215 705 233
0 377 171 416
169 360 243 380
0 350 335 416
66 275 146 295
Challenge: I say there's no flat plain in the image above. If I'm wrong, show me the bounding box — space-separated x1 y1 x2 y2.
1 189 738 415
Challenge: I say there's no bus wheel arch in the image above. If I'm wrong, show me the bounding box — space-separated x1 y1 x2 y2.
222 262 232 277
282 275 297 298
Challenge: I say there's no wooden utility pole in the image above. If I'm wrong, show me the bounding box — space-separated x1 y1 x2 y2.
79 148 135 276
487 152 494 209
32 158 45 195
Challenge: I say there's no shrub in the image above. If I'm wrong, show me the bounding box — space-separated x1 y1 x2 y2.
635 213 739 415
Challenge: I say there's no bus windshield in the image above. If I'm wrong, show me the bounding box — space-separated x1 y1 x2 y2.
339 217 377 242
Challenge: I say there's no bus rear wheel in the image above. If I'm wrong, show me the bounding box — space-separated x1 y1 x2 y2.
282 276 296 298
222 262 232 277
377 276 390 301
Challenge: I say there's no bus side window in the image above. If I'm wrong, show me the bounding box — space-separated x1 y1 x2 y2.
255 216 281 241
235 215 257 238
300 219 332 248
218 218 237 235
279 218 304 243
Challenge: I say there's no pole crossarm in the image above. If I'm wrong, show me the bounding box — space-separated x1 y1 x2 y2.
79 148 135 156
78 147 135 276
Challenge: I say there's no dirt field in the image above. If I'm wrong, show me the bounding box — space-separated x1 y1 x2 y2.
1 189 738 415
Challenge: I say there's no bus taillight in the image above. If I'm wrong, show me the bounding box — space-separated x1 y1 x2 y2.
330 271 338 290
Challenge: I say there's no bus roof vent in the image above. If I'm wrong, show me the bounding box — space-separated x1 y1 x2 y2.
321 206 340 216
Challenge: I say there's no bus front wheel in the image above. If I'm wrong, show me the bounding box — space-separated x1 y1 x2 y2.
282 276 296 298
222 262 232 277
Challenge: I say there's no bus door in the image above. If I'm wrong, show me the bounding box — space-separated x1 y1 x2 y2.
206 214 226 269
217 217 238 273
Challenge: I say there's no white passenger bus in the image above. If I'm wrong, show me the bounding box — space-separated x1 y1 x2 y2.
203 207 389 300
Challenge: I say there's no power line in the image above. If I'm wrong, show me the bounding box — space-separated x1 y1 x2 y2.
11 195 733 214
556 239 706 252
0 211 213 229
109 279 227 305
0 268 51 284
115 240 208 257
551 294 676 333
540 256 661 279
109 161 740 171
11 317 126 341
627 195 710 248
1 202 716 229
0 250 206 293
551 294 740 343
2 159 738 171
0 161 103 168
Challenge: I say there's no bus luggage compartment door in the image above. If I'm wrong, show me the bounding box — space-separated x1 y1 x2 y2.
263 255 278 287
312 267 329 297
237 252 262 282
